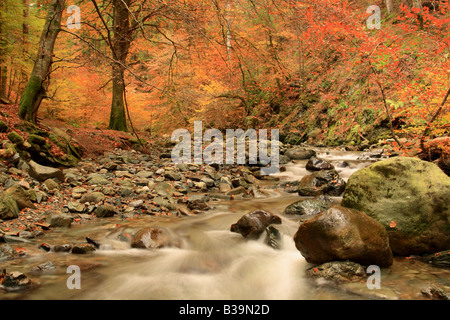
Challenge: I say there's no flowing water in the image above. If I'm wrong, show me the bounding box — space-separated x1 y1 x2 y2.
1 149 449 300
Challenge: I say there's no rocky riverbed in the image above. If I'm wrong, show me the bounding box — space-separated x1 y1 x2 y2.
0 145 449 300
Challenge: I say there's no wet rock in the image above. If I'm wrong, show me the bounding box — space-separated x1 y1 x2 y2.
71 243 96 254
294 205 393 267
31 261 57 272
264 226 281 249
285 148 316 160
231 210 282 240
28 160 64 182
54 244 73 252
305 261 367 283
421 285 449 300
79 192 105 204
131 227 170 249
283 194 333 217
225 186 247 196
1 271 32 288
341 156 450 256
46 213 73 228
0 244 18 260
305 157 335 171
298 169 346 196
422 251 450 269
94 205 117 218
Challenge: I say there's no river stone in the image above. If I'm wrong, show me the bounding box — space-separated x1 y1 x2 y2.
87 175 110 185
231 210 282 240
2 185 36 210
305 261 367 283
341 156 450 256
44 178 60 191
294 205 393 267
71 243 96 254
154 182 175 197
131 227 169 249
298 169 346 196
0 197 20 220
28 160 64 182
285 148 316 160
46 213 73 228
283 194 333 217
305 157 335 171
79 192 105 204
1 271 32 288
94 205 117 218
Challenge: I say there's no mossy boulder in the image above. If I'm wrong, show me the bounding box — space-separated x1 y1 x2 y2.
28 134 47 146
0 120 9 133
7 131 24 145
341 157 450 256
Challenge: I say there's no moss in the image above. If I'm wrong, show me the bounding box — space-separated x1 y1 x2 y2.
28 134 47 146
19 75 42 121
8 131 24 145
0 120 9 133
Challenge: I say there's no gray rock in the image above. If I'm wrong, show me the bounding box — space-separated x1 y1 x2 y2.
79 192 105 204
47 213 73 228
298 169 346 196
305 261 367 283
285 148 316 160
67 202 85 213
284 194 333 217
28 160 64 182
94 205 117 218
87 175 110 185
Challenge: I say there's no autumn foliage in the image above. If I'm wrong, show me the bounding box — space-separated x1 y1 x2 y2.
1 0 449 158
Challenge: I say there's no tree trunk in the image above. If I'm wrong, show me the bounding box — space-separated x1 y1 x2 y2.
0 0 7 100
108 0 131 132
18 0 66 122
386 0 393 14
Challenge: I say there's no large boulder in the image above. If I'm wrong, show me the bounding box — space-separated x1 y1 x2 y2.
294 205 393 267
28 160 64 182
298 169 346 196
231 210 282 240
341 157 450 256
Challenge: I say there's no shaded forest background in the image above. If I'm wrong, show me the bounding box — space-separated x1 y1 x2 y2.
0 0 448 159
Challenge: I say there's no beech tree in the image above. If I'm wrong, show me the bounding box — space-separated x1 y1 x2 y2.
18 0 66 122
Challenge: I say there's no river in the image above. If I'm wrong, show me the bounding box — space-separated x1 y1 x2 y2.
1 148 448 300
